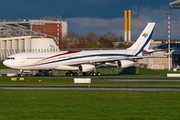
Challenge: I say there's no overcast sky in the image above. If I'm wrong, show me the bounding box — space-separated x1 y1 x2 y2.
0 0 179 39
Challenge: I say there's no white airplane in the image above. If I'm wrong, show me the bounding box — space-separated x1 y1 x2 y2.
3 22 157 76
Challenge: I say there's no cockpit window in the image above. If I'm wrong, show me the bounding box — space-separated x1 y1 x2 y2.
6 57 15 60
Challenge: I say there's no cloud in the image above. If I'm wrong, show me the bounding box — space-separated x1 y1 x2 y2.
66 6 180 40
66 17 124 36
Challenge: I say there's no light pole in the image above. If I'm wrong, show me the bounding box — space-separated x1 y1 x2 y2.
167 12 171 71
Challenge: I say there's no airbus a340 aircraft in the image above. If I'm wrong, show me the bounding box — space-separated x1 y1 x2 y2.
4 22 158 76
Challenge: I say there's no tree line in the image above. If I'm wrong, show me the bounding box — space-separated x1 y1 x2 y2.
60 31 133 50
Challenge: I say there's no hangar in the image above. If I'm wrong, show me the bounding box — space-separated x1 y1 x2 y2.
0 23 59 60
0 17 67 60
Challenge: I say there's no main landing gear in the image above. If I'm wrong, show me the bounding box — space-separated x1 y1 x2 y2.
83 72 101 76
66 71 78 76
65 71 101 76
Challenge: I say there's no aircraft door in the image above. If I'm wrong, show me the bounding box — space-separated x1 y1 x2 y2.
20 55 26 63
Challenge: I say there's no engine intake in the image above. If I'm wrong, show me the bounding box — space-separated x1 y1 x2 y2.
118 60 134 68
78 64 95 72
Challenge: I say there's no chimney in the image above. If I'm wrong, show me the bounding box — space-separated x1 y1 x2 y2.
124 10 132 42
124 10 127 42
128 10 131 42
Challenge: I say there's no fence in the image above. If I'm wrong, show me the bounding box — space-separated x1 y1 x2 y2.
0 67 138 76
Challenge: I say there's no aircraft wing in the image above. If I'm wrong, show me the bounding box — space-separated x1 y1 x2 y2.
66 55 156 66
67 50 174 66
67 57 125 66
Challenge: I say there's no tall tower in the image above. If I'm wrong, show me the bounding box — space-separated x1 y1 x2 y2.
124 10 132 42
124 10 127 42
128 10 131 42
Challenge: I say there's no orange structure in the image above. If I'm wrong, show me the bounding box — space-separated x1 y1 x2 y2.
124 10 132 42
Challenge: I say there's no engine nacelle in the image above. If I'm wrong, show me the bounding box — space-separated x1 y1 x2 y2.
78 64 95 72
117 60 134 68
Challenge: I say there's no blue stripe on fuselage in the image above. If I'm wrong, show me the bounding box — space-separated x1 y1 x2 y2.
31 53 134 66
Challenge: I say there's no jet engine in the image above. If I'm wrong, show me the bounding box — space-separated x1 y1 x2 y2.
78 64 95 72
117 60 134 68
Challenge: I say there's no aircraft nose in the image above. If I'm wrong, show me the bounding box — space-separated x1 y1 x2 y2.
3 60 7 65
3 60 9 67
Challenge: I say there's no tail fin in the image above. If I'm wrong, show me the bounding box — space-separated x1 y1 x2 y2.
128 22 155 56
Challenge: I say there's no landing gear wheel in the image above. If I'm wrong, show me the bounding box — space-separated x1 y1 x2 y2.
66 72 70 76
93 72 96 76
89 72 93 76
70 73 73 76
97 72 101 76
83 72 87 76
17 74 22 77
74 72 78 76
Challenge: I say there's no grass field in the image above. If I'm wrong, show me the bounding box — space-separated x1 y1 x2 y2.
0 90 180 120
0 77 180 119
1 66 180 119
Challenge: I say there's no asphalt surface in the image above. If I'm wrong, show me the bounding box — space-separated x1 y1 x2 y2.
0 86 180 91
1 78 180 91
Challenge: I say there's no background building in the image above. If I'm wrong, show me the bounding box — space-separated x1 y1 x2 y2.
0 17 68 60
0 36 58 60
1 16 68 48
138 39 180 70
29 18 67 48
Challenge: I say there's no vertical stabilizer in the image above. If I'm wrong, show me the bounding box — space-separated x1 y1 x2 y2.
128 22 155 56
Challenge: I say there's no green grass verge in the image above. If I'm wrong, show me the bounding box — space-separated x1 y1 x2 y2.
0 90 180 120
0 63 9 69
